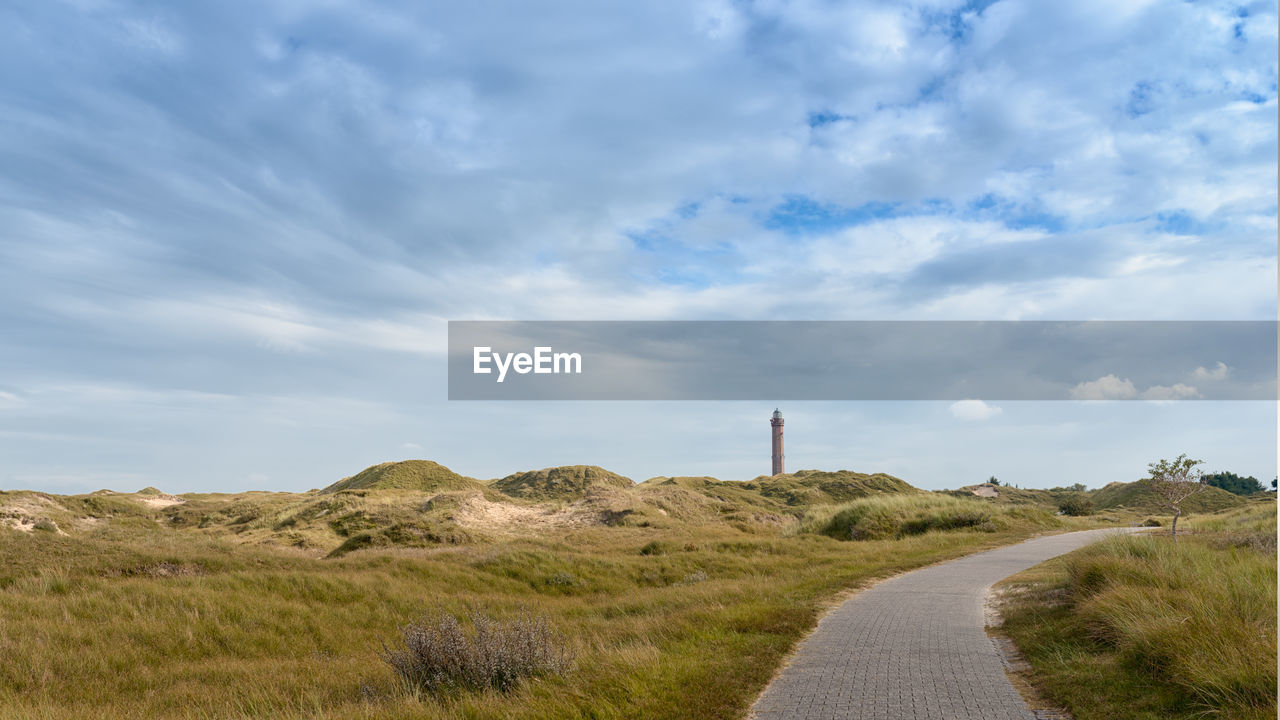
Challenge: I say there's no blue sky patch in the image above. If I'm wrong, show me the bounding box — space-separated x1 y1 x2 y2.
764 196 901 235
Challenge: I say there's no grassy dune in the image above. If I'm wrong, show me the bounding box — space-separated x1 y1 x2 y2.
0 484 1081 719
996 501 1278 720
4 462 1241 719
1088 480 1247 515
797 494 1060 540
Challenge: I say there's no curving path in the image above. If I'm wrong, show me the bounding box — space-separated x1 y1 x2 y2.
750 529 1138 720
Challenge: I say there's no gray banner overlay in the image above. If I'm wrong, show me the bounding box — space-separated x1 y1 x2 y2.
448 321 1277 401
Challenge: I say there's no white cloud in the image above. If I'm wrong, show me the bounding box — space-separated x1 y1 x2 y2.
0 0 1275 493
949 399 1003 421
120 17 183 56
1069 374 1138 400
1116 253 1186 275
1070 375 1202 401
1192 362 1230 381
1141 383 1200 401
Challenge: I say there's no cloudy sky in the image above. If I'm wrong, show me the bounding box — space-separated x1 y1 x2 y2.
1 0 1276 493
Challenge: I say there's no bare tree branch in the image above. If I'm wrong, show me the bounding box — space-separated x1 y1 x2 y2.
1141 454 1205 540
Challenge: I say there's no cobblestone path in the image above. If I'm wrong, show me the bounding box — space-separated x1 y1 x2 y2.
750 529 1136 720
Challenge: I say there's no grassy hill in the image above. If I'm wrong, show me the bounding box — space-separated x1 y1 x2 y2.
0 478 1112 720
320 460 485 494
491 465 634 501
1091 480 1246 514
639 476 793 512
944 480 1250 519
944 484 1077 507
9 460 1254 558
2 457 1270 719
745 469 918 506
799 493 1062 541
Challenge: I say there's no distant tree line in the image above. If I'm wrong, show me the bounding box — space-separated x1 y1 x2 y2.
1200 471 1265 496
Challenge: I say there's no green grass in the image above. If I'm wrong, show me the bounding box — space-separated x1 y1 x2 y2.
797 493 1062 541
493 465 635 501
0 492 1069 719
1089 480 1245 514
940 484 1080 507
2 462 1198 719
744 469 919 506
321 461 488 494
996 502 1277 720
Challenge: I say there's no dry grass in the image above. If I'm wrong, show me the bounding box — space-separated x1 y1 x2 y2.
0 501 1067 719
0 468 1157 719
996 500 1278 720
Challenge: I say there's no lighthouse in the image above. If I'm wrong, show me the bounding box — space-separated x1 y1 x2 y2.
770 408 785 476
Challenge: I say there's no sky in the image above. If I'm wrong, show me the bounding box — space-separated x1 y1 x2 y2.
1 0 1276 494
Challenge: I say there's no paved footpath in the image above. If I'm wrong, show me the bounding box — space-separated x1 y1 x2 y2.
750 529 1138 720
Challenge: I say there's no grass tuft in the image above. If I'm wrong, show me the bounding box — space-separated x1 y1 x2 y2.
998 510 1277 720
382 610 573 694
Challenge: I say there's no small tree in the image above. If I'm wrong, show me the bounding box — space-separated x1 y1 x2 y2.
1142 454 1205 540
988 476 1000 486
1058 495 1094 516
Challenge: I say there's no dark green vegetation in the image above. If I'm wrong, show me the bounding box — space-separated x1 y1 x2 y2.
996 500 1277 720
0 460 1256 719
797 494 1059 541
1201 470 1266 496
493 465 634 501
1056 495 1094 517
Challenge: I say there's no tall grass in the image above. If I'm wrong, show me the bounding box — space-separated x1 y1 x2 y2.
798 494 1060 541
999 527 1277 720
0 512 1061 719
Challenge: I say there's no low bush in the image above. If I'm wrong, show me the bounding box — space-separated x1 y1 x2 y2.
382 609 573 694
799 494 1057 541
638 540 667 556
1057 495 1094 516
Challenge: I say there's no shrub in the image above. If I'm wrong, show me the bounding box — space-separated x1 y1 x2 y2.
32 518 58 532
639 540 666 556
1058 495 1094 516
382 610 573 694
680 570 709 585
544 571 580 588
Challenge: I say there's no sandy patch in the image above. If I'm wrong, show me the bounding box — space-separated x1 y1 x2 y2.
71 516 107 531
1 516 35 532
137 493 186 508
449 494 593 532
971 484 1000 498
0 494 67 534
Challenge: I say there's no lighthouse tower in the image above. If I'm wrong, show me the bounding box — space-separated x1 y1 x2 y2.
770 408 785 476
